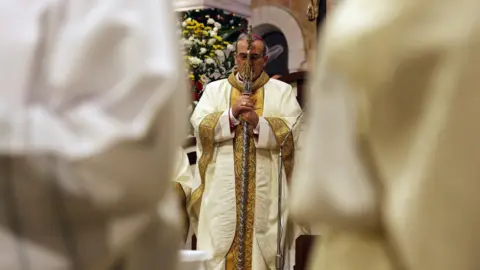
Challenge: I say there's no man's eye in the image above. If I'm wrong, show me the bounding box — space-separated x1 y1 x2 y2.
239 54 261 60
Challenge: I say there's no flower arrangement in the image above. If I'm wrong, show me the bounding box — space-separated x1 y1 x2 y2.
179 9 247 104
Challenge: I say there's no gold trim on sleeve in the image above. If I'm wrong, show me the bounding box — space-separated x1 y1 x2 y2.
264 117 295 181
188 112 222 213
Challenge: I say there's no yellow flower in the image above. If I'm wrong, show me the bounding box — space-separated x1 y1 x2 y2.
188 74 194 80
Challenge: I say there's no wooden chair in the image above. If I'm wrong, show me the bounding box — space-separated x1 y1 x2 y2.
276 71 307 108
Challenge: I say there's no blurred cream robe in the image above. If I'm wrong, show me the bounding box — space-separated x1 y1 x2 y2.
190 76 303 270
170 149 194 242
0 1 187 269
290 0 480 269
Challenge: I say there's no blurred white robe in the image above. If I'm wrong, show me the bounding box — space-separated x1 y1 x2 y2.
171 149 194 242
290 0 480 269
0 1 187 269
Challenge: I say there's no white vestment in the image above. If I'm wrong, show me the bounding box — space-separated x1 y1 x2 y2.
0 1 187 269
190 78 303 269
290 0 480 269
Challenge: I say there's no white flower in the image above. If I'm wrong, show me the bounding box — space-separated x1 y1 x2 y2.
188 36 194 41
214 22 222 28
205 58 215 65
183 39 193 47
227 44 235 51
186 18 192 22
213 27 218 32
188 56 203 66
209 31 217 37
215 50 224 57
200 75 209 83
208 38 216 45
182 21 187 27
207 18 215 25
199 47 207 55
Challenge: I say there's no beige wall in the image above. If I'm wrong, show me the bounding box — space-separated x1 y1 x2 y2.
251 0 318 70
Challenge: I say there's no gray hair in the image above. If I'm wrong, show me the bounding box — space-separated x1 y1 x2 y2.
235 33 270 56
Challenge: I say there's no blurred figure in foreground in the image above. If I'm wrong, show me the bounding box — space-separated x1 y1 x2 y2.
170 149 193 243
0 1 187 269
291 0 480 269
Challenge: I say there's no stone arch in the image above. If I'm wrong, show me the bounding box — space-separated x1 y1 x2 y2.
250 5 306 72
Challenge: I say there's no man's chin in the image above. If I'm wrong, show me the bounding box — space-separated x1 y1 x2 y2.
253 73 263 81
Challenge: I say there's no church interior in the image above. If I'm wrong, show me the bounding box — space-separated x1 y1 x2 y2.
175 0 326 268
2 0 478 269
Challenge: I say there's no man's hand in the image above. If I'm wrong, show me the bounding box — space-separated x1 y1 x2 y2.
232 94 254 119
242 110 259 128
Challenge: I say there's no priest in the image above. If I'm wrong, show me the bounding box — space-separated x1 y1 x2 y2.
190 33 303 269
290 0 480 269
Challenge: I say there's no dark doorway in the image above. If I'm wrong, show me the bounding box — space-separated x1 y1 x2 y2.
262 29 289 77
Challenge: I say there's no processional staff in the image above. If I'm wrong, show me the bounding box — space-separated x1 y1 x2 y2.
237 25 254 270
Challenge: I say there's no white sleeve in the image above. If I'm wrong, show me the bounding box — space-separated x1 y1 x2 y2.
213 109 235 142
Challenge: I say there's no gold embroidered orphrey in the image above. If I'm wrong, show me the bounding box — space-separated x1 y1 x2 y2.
189 111 222 213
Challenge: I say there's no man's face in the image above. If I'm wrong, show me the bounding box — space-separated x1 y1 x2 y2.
235 39 268 80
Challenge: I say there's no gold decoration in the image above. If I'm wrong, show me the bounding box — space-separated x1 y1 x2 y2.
188 112 222 217
307 0 319 21
224 86 265 269
225 123 257 270
264 117 296 181
227 71 270 94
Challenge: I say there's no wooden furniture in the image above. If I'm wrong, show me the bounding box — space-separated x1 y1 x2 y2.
276 71 307 108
